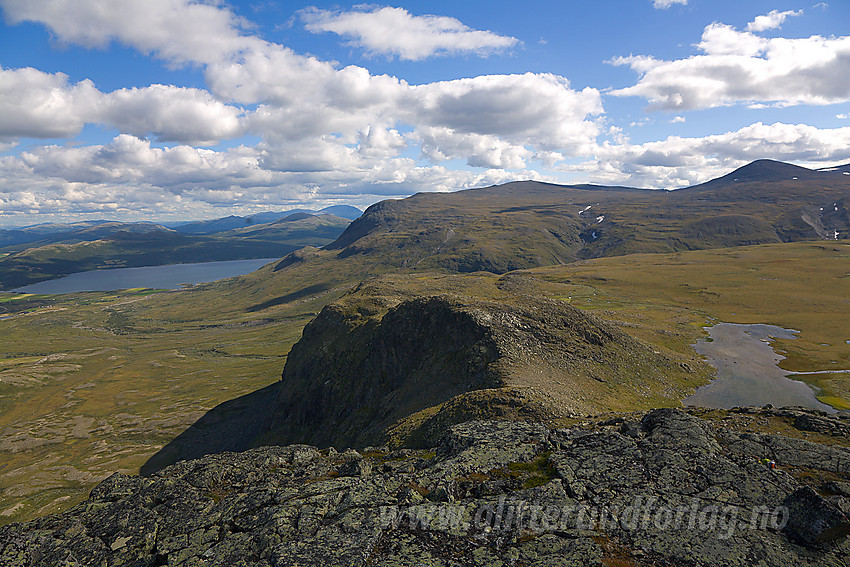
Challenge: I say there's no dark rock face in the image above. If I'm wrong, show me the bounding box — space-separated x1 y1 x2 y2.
258 279 691 450
783 487 850 545
260 295 505 449
3 408 849 566
794 412 850 437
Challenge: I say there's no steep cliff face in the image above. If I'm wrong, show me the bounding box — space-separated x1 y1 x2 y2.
260 294 505 449
258 274 701 449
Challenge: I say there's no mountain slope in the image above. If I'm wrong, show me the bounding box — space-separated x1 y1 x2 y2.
217 213 351 244
690 158 828 187
261 161 849 289
170 206 362 234
256 272 704 450
0 221 173 250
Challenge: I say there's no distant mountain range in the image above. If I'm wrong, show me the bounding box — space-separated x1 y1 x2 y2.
0 206 363 249
0 221 167 249
0 212 355 290
2 159 848 291
164 205 364 234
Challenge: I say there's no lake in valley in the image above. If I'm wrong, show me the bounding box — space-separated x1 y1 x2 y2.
10 258 278 294
684 323 836 413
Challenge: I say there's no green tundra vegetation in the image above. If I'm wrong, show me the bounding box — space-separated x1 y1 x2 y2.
0 160 848 524
2 241 848 524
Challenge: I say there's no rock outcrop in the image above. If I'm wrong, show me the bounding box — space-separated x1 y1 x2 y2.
257 274 700 450
3 407 849 566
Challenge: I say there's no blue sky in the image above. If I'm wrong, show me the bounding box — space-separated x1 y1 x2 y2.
1 0 849 226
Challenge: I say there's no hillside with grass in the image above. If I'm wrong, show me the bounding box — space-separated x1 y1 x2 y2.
1 160 850 526
249 240 850 455
301 159 850 275
0 221 167 249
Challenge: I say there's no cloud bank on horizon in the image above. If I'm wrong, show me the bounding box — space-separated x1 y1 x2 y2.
0 0 848 225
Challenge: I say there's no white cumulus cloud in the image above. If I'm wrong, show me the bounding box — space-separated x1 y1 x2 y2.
409 74 603 154
0 0 602 174
0 67 247 146
582 121 850 187
0 0 258 66
747 9 803 32
611 21 850 109
100 85 246 145
416 127 533 169
18 135 267 188
300 6 518 61
0 67 99 140
0 1 598 163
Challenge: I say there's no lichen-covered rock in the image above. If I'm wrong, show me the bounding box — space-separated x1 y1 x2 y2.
257 277 701 451
2 408 849 566
783 487 850 546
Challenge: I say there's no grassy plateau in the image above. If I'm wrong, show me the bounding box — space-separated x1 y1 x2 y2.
1 160 848 525
1 241 848 524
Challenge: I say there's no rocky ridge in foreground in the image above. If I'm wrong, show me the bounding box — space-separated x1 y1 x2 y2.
257 273 702 453
2 406 849 566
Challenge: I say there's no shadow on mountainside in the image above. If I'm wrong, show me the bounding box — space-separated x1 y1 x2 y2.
246 283 331 312
140 382 278 476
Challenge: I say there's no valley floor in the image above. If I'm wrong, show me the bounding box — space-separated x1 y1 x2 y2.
0 241 848 525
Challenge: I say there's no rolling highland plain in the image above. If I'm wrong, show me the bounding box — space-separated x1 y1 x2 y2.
2 1 850 565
